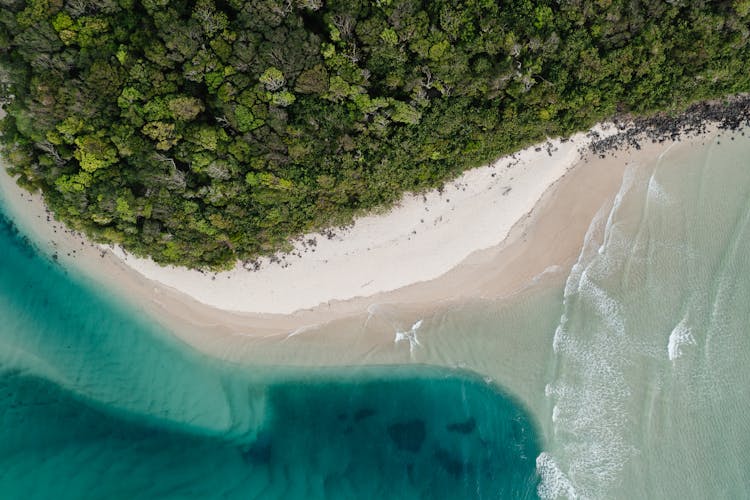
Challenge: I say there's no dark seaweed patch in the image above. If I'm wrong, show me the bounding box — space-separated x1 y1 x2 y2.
354 408 376 421
387 420 426 453
434 448 469 478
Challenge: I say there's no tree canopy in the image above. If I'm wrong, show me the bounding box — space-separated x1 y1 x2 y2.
1 0 749 268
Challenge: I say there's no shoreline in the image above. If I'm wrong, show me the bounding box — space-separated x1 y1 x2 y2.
0 124 618 317
108 127 610 316
0 107 741 362
101 95 750 319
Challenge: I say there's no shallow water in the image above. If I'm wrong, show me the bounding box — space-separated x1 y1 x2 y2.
2 129 750 499
0 198 540 498
539 131 750 499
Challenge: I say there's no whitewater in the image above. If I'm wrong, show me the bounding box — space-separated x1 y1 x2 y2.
538 129 750 498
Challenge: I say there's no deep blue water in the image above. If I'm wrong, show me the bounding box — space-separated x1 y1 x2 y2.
0 200 540 499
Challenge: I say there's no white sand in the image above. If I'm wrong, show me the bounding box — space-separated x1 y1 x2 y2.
111 126 617 315
2 112 722 364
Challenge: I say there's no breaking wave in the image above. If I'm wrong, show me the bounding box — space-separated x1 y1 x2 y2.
538 163 650 499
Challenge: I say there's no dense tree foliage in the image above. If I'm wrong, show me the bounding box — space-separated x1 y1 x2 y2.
1 0 749 268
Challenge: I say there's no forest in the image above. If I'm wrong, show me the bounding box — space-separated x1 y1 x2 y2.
1 0 749 268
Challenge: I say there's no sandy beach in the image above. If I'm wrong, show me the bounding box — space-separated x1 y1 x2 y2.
0 120 723 362
109 128 606 315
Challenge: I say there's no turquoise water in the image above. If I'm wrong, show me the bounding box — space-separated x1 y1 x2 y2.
0 203 540 498
4 129 750 500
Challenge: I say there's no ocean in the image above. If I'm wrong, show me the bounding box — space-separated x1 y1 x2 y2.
0 187 539 497
1 128 750 499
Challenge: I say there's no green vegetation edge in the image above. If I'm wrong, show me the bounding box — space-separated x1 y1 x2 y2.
1 0 749 269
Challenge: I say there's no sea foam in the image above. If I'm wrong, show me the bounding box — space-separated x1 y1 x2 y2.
536 452 577 499
667 315 695 361
540 164 646 499
394 319 423 356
